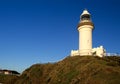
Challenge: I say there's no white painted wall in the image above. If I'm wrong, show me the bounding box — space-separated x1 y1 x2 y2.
78 25 93 55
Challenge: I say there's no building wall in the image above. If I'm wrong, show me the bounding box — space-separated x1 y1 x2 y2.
71 50 79 56
78 25 93 55
71 46 106 57
92 46 106 57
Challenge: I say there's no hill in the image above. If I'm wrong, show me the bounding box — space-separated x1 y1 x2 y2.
2 56 120 84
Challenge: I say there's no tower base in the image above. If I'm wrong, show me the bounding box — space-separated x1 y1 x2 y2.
79 49 92 56
71 46 106 57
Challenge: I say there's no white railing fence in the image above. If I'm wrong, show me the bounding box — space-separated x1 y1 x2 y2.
106 53 120 56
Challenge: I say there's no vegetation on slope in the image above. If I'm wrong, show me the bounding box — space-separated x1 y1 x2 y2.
0 74 18 84
1 56 120 84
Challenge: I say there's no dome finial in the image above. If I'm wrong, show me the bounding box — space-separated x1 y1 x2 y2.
81 9 90 16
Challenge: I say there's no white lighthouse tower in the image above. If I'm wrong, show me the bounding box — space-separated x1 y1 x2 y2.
78 9 94 55
71 9 106 57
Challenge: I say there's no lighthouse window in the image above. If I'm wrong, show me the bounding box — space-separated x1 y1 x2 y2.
81 15 90 20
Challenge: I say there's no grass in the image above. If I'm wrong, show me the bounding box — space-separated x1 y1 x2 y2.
0 74 18 84
1 56 120 84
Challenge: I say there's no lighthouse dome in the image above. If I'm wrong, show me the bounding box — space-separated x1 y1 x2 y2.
81 9 90 15
78 9 94 28
81 9 91 21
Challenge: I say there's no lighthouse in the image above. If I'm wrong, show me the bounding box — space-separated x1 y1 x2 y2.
78 9 94 55
71 9 106 57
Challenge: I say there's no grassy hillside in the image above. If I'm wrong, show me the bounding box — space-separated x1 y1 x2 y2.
0 74 18 84
2 56 120 84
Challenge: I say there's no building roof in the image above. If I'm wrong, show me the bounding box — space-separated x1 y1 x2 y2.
0 69 20 75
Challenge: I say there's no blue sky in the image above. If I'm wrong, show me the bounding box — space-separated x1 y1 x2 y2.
0 0 120 72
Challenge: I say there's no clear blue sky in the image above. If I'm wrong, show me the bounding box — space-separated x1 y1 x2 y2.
0 0 120 73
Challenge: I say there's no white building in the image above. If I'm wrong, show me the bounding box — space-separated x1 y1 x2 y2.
71 9 106 57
